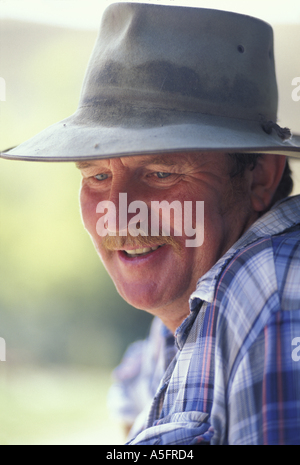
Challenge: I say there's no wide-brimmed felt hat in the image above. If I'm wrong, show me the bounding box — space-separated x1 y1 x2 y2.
1 2 300 162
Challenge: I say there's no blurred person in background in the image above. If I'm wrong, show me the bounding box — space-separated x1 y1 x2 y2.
2 3 300 445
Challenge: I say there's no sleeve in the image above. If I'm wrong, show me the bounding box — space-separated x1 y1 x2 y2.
108 339 151 427
126 418 214 445
108 317 176 434
212 309 300 445
210 234 300 445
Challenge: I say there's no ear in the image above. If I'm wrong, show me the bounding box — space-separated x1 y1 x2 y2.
250 154 287 213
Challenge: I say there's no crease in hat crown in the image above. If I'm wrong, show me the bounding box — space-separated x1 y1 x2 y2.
2 2 300 161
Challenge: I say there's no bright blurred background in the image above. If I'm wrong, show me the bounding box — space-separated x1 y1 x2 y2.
0 0 300 445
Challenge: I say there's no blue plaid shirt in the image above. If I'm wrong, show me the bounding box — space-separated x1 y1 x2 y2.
122 195 300 445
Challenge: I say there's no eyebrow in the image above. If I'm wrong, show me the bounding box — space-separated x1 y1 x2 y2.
75 161 98 170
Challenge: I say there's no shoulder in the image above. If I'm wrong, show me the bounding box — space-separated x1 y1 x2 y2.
213 227 300 360
271 228 300 310
216 227 300 313
216 235 278 322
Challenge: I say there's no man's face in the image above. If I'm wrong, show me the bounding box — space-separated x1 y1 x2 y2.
78 152 257 330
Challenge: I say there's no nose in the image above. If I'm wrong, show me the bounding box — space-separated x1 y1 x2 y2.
103 193 129 236
102 177 150 237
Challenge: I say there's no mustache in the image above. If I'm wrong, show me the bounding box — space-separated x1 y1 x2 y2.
102 232 182 254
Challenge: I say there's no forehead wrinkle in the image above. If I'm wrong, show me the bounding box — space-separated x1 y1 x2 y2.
142 153 199 167
75 161 98 170
75 152 208 171
75 155 179 170
145 156 178 166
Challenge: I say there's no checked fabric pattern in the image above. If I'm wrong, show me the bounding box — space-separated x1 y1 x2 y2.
123 195 300 445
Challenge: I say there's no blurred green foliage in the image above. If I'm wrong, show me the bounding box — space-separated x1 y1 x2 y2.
0 19 299 371
0 21 153 369
0 366 124 445
0 158 152 368
0 12 300 446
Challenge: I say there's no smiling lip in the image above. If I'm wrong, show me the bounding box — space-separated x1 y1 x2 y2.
122 244 164 258
115 244 166 260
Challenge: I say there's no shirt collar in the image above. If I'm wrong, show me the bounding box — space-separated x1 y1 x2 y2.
189 194 300 306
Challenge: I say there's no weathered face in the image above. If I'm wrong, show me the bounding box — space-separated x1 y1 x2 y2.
78 152 257 329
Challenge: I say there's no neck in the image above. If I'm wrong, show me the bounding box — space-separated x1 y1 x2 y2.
153 298 191 334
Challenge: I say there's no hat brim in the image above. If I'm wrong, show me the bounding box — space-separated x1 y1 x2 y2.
1 109 300 162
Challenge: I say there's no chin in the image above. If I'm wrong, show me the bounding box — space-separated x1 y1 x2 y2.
114 276 190 315
115 281 164 311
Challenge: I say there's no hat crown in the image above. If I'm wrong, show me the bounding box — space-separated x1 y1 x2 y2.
5 2 299 162
80 2 278 123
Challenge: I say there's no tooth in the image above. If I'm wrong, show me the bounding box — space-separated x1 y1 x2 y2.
126 248 151 255
124 245 165 257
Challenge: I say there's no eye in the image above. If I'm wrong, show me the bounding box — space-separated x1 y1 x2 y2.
94 173 109 181
156 172 172 179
